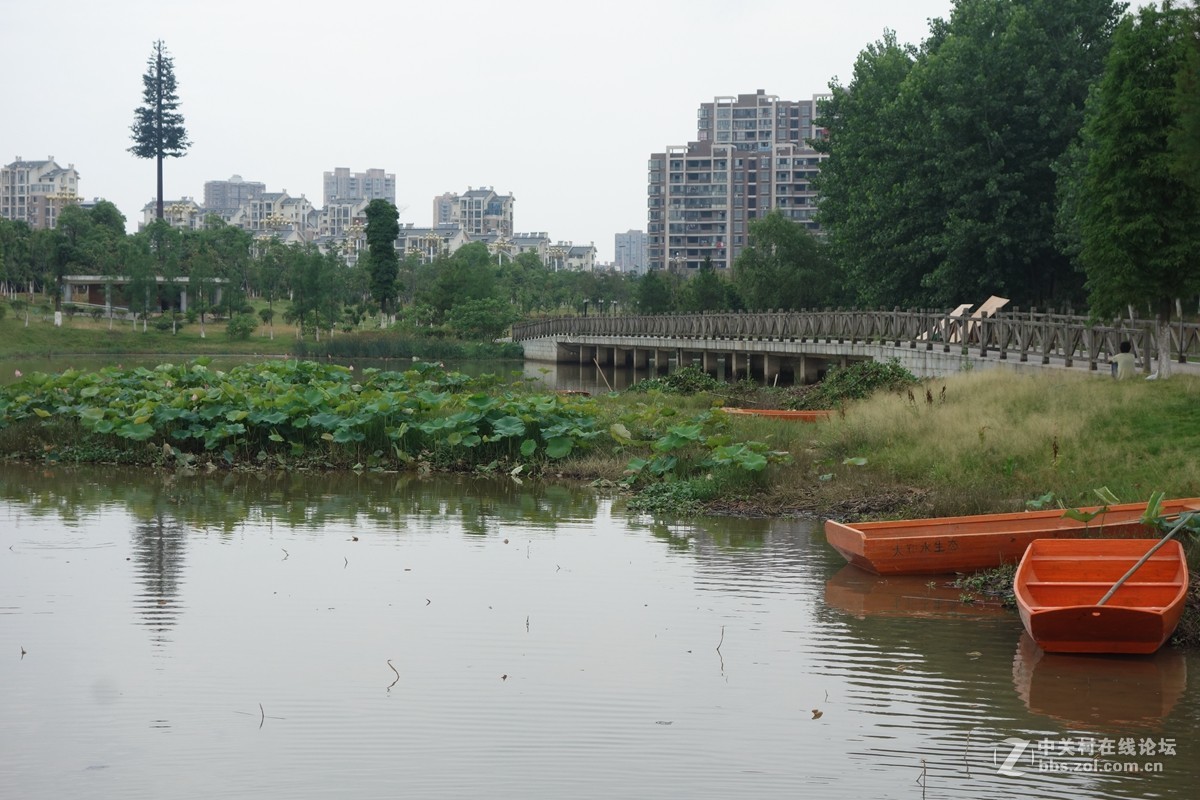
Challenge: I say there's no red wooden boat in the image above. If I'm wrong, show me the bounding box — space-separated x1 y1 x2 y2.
824 497 1200 576
722 407 833 422
1014 538 1188 654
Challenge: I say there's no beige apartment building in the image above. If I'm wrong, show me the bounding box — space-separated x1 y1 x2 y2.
432 187 515 237
647 90 828 272
0 156 81 229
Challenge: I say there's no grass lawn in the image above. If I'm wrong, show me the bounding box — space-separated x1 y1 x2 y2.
0 299 299 359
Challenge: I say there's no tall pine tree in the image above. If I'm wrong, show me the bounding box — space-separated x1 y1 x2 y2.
129 40 190 221
365 199 400 326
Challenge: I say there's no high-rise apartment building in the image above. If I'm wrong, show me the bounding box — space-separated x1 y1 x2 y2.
324 167 395 206
432 187 515 237
647 90 828 272
614 230 647 274
203 175 266 219
0 156 81 229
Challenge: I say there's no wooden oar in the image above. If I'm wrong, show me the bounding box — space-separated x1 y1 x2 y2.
1097 513 1195 606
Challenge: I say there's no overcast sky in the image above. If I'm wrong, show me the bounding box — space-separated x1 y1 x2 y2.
5 0 957 261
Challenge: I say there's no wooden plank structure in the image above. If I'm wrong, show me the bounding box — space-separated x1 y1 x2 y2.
512 307 1200 374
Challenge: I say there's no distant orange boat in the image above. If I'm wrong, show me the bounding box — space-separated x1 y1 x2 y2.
824 498 1200 576
722 407 833 422
1014 538 1188 654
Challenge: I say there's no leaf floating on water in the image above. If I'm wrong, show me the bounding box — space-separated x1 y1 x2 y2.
894 664 908 672
811 709 823 719
655 721 673 725
966 651 983 660
500 674 508 681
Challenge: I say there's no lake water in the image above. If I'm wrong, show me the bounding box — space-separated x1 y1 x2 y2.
1 464 1196 799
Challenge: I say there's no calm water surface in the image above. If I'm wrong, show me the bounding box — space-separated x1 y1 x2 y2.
1 464 1196 799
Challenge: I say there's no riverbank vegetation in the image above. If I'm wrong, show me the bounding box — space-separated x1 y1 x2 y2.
2 357 1197 520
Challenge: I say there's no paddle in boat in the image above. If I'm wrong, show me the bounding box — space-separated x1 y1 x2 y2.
824 497 1200 576
1014 538 1189 655
721 407 834 422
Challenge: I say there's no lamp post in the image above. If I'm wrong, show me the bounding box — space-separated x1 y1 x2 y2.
166 202 192 230
489 235 512 266
421 229 443 262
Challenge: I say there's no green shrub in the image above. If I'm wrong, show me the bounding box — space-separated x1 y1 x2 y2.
627 365 721 395
788 358 918 409
226 313 259 341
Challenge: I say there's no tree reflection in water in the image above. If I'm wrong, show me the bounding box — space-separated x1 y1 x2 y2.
131 511 187 646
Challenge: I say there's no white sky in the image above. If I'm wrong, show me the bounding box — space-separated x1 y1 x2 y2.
4 0 956 261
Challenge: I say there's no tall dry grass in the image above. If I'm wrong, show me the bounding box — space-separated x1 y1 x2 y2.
811 369 1200 516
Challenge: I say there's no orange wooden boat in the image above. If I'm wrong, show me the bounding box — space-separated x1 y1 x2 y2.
1014 538 1188 654
722 407 833 422
824 497 1200 576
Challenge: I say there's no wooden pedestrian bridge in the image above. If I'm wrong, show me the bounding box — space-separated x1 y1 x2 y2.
511 303 1200 383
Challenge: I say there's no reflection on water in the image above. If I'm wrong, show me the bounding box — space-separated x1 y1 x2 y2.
132 513 188 645
0 462 1196 800
825 564 1010 620
1012 632 1187 730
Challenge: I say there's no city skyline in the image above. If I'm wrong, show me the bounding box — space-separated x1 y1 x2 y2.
3 0 957 262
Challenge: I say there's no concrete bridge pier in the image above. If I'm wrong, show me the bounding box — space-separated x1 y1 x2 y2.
579 345 596 366
764 354 781 386
631 348 649 369
730 351 750 380
702 351 720 376
654 349 671 373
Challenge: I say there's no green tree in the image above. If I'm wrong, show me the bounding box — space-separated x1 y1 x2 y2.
129 40 191 221
817 1 1122 307
420 242 500 323
814 31 931 306
184 235 218 338
124 235 155 331
140 220 184 331
446 297 519 340
635 270 673 314
0 219 33 299
255 239 289 340
1075 1 1200 379
52 205 93 312
678 257 728 312
1168 2 1200 191
733 210 834 310
364 199 400 325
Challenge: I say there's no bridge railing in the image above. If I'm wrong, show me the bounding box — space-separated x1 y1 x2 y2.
511 309 1200 370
